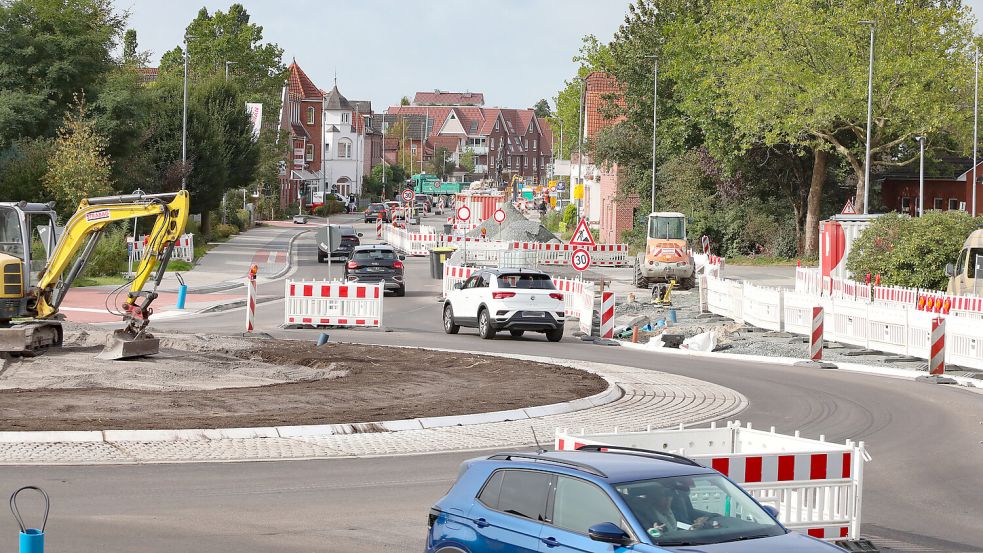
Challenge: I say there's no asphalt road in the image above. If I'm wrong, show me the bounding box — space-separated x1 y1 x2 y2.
1 212 981 553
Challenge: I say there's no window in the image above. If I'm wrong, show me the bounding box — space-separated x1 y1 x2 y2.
478 470 551 521
553 476 625 535
291 102 300 123
307 106 315 125
495 120 500 130
533 159 537 170
533 139 538 150
523 138 528 150
967 248 983 278
411 144 418 156
649 216 685 240
901 197 911 210
934 197 944 210
305 144 314 161
342 112 350 123
470 121 479 134
524 156 528 168
338 139 353 159
500 137 505 148
497 273 555 289
949 198 961 210
507 156 512 168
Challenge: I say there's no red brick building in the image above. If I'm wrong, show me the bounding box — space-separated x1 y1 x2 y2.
879 159 983 215
412 90 484 106
385 101 553 184
278 60 323 208
583 71 640 243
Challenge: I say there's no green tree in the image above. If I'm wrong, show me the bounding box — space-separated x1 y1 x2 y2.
0 0 124 146
122 29 138 62
459 148 476 173
429 147 454 179
847 211 982 290
42 96 113 213
400 96 411 106
533 99 551 118
0 138 55 202
551 36 613 158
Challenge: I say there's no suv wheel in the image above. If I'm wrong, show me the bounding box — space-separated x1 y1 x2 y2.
395 286 406 297
478 309 495 340
443 304 459 334
546 328 563 342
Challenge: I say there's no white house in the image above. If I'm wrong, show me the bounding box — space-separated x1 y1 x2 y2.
321 84 365 198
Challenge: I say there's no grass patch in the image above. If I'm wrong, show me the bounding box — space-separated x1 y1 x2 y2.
166 260 194 272
72 275 129 287
725 255 802 266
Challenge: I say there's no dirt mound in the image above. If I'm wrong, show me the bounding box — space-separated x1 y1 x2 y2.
0 335 607 431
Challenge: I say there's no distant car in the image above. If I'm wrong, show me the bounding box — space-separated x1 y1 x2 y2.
443 268 565 341
318 224 361 263
364 203 389 223
292 214 308 224
344 245 405 296
426 447 840 553
414 194 433 212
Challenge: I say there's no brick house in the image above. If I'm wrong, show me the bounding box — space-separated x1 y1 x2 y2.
278 60 323 208
412 90 484 106
385 100 553 184
879 158 983 215
582 71 640 242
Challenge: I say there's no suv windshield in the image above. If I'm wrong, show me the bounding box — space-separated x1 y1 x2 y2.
648 216 685 240
497 273 555 289
616 474 785 546
353 249 397 261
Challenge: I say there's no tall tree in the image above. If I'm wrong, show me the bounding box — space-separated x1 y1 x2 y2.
551 36 613 158
429 147 454 179
0 0 125 146
42 96 113 213
533 99 551 118
122 29 137 62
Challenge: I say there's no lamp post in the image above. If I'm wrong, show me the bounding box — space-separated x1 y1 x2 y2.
974 48 979 216
915 136 925 216
860 20 875 214
650 55 658 213
575 76 586 220
181 35 197 191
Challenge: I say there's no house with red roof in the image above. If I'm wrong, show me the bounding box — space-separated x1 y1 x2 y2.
412 90 484 106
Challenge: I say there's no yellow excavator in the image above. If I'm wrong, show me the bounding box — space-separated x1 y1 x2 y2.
0 190 190 359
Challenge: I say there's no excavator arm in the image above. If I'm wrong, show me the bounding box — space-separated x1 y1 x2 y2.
30 191 190 358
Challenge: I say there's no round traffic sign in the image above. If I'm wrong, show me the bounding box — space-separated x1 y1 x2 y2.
457 205 471 221
494 209 506 224
571 248 591 272
401 189 414 202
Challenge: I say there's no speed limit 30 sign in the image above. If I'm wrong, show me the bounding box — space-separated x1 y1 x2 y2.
402 188 414 202
571 248 591 272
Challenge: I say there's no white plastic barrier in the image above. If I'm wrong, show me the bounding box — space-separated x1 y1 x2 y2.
576 285 595 335
706 276 744 323
283 280 383 327
783 292 819 336
442 263 476 298
742 282 784 332
381 224 435 256
555 421 869 541
128 233 195 264
538 243 630 267
795 267 823 295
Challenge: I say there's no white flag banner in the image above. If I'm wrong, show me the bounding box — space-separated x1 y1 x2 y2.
245 102 263 140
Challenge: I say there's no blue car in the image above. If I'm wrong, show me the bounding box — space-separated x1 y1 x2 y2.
426 446 843 552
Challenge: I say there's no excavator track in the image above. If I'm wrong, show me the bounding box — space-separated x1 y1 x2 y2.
0 321 63 356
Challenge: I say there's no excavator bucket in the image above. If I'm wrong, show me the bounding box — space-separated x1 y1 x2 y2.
97 329 160 360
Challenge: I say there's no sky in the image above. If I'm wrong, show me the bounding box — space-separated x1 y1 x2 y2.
113 0 635 112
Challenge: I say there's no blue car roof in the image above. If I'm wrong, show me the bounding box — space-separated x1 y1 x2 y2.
486 451 717 483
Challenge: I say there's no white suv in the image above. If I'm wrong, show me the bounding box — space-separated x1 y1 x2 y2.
443 269 565 341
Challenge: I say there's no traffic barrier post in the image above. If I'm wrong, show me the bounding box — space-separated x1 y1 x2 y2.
930 318 945 375
810 306 824 360
246 264 257 333
600 291 615 338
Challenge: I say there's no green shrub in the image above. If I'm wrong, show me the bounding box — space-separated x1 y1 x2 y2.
847 211 983 290
541 210 563 233
213 223 239 240
314 198 345 217
236 208 252 230
562 203 578 227
81 225 128 278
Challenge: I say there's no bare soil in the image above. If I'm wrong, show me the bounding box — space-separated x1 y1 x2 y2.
0 338 606 431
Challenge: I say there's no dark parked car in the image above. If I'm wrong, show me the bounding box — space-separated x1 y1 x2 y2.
318 225 361 263
344 245 406 296
364 203 389 223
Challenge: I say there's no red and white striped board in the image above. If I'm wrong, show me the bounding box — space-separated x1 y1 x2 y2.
810 306 824 360
929 317 945 375
246 275 257 332
600 291 615 338
284 280 384 327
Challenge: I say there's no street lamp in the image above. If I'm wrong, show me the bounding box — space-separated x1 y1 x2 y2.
860 20 875 214
181 34 197 191
574 76 586 221
649 54 658 214
974 48 979 216
915 135 925 216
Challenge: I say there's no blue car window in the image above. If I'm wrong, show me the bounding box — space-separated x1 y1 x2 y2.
552 476 626 535
477 470 505 508
481 470 551 522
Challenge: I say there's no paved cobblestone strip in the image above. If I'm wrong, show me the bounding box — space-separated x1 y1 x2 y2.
0 358 747 465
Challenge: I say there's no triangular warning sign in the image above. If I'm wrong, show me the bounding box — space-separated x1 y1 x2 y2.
569 218 596 246
841 198 856 215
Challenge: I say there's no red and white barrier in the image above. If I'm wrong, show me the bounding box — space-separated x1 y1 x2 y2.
128 233 195 264
600 291 615 338
246 265 257 333
442 263 476 298
811 306 823 360
555 421 869 541
376 222 382 239
284 280 383 327
930 318 945 375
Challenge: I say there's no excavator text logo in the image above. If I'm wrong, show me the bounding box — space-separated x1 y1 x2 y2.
85 209 112 222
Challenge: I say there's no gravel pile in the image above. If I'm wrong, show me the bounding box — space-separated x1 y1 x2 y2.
467 202 559 243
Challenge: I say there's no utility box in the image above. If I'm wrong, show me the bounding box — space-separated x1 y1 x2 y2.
819 215 878 282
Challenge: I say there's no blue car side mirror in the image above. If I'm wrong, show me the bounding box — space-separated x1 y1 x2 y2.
587 522 631 545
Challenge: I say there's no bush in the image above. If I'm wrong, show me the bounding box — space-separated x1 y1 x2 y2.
314 198 345 217
236 208 251 230
847 211 983 290
81 225 128 278
212 223 240 240
562 203 578 227
541 210 564 233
